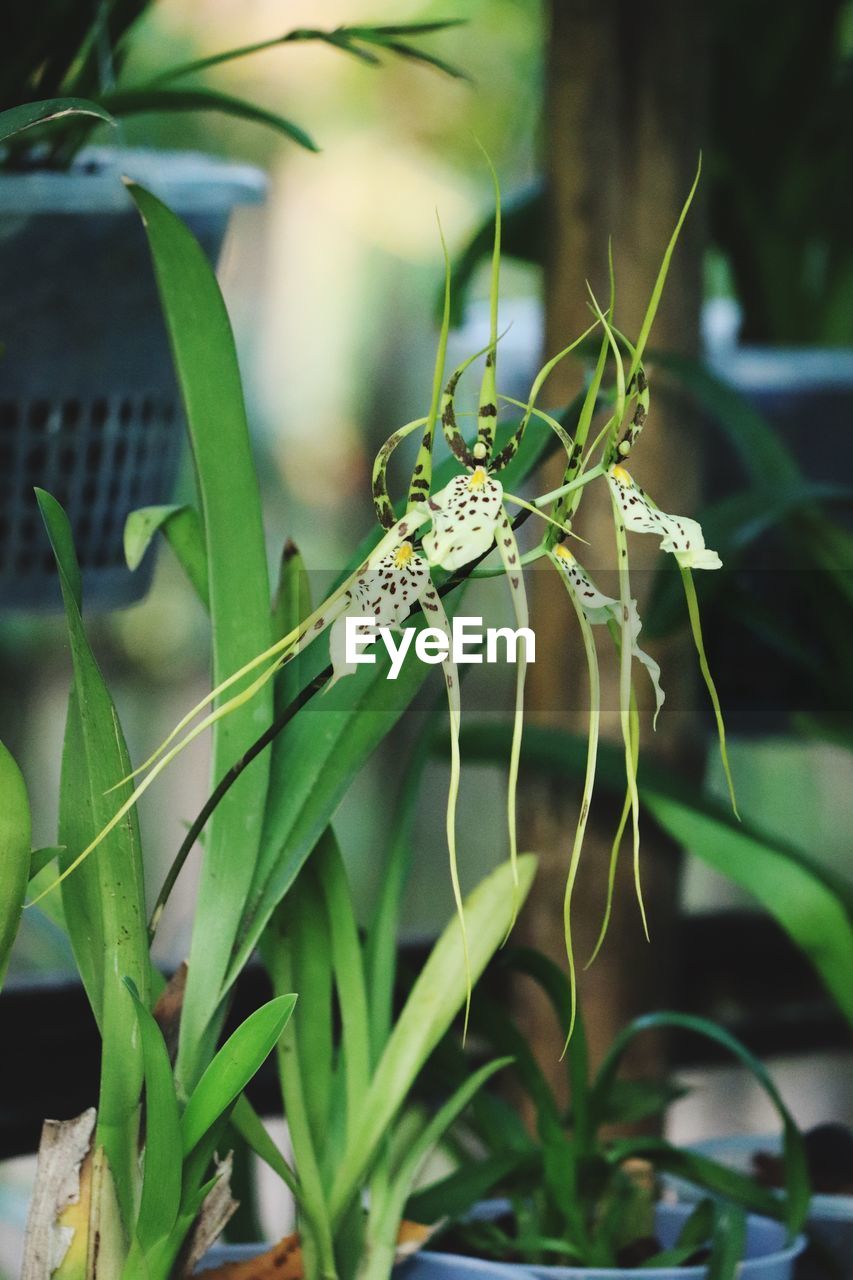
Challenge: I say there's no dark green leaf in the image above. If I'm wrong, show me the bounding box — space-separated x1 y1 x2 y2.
125 979 182 1250
127 184 274 1094
0 98 114 144
0 741 31 987
36 489 150 1225
103 88 318 150
124 504 208 609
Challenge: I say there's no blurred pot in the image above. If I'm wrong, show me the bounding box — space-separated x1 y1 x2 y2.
670 1133 853 1277
0 147 266 612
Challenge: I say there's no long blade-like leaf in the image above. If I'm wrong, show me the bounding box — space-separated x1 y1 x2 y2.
125 980 182 1251
329 855 537 1225
0 98 114 143
0 741 31 987
104 88 318 150
36 489 150 1225
181 994 297 1157
126 184 274 1094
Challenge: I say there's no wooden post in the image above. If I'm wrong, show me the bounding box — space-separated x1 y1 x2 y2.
516 0 709 1101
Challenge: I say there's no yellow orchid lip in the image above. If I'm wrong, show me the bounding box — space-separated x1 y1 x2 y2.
554 543 575 563
610 464 633 486
468 466 488 490
393 541 414 569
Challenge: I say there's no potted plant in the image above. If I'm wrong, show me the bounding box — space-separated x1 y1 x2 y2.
668 1129 853 1278
0 166 554 1278
0 149 792 1278
0 14 463 610
404 950 808 1279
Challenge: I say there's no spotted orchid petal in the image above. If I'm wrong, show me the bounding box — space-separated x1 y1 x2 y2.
329 540 431 684
423 467 504 571
550 545 664 727
606 465 722 570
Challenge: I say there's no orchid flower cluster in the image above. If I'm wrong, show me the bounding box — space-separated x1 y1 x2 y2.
36 161 733 1034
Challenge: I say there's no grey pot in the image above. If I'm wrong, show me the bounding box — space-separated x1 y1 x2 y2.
0 147 266 612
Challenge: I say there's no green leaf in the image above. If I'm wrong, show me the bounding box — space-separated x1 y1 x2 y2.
654 353 801 490
364 728 433 1061
329 854 538 1226
230 1094 299 1198
0 98 114 144
103 88 319 150
142 20 466 86
28 846 64 881
406 1149 538 1225
125 979 182 1251
36 488 150 1226
124 504 209 609
592 1012 810 1235
708 1203 747 1280
181 994 297 1158
314 834 371 1139
368 1058 512 1269
0 741 31 987
640 1198 715 1268
126 183 274 1094
641 789 853 1024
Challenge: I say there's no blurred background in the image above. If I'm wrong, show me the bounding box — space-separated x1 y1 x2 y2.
1 0 851 1270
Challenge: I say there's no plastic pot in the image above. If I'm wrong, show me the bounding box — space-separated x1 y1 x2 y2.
413 1201 804 1280
672 1133 853 1274
0 147 266 611
195 1243 533 1280
201 1203 803 1278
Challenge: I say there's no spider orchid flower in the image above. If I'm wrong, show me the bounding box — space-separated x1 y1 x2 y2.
606 464 722 570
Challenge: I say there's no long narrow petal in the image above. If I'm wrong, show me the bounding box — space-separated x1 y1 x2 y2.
421 585 470 1035
586 687 639 969
552 545 664 726
557 570 601 1044
611 493 648 941
495 510 529 928
371 417 427 529
681 566 739 818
